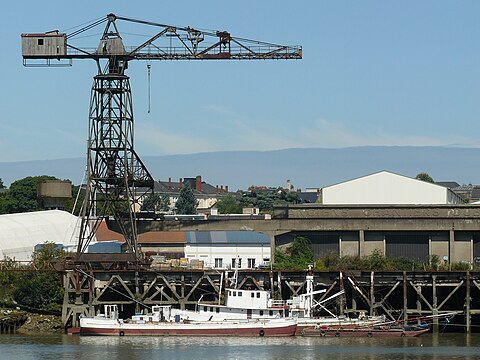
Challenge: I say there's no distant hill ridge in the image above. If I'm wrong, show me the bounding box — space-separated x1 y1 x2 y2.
0 146 478 191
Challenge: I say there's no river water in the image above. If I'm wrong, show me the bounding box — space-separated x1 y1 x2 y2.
1 333 479 360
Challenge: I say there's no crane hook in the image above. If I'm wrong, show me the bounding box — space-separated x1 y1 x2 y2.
147 62 151 113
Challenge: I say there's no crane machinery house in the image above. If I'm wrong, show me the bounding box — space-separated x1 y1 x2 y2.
21 32 67 57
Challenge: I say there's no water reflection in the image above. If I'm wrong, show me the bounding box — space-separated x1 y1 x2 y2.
0 334 479 360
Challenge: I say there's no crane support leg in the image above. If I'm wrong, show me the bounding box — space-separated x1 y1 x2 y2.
77 73 154 260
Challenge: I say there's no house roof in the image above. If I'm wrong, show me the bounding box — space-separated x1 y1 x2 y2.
435 181 461 189
96 223 187 244
154 179 223 195
186 231 270 245
96 222 126 243
471 187 480 200
297 192 319 203
138 231 186 244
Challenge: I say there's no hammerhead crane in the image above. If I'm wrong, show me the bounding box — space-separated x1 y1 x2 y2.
21 14 302 261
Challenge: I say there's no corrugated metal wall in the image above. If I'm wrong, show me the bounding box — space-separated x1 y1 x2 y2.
473 233 480 262
385 231 429 260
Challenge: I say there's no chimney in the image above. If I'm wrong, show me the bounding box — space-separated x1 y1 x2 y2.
225 185 229 193
168 177 172 192
196 175 202 192
216 185 219 193
220 185 224 192
179 178 183 190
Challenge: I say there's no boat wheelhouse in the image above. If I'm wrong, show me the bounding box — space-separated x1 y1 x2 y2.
172 287 290 322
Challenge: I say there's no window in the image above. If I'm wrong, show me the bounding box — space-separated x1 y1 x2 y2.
231 258 242 269
248 258 256 268
269 310 273 316
210 307 213 312
233 291 236 296
251 293 254 298
238 292 242 297
260 310 264 316
203 306 207 312
216 307 220 313
214 258 223 268
38 38 44 46
256 292 260 298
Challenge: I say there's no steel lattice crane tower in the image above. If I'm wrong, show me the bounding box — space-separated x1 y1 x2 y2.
21 14 302 260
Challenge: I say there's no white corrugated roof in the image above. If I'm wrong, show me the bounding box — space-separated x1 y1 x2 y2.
0 210 82 261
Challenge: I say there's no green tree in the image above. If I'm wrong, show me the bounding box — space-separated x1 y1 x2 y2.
161 193 171 212
13 243 65 310
141 192 162 212
274 236 314 270
6 175 58 214
65 184 85 215
215 194 242 214
31 242 66 270
175 182 197 214
0 178 5 189
14 272 64 310
415 172 434 183
0 191 7 214
235 189 299 213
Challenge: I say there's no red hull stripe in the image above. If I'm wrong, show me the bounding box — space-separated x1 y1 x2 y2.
81 324 297 337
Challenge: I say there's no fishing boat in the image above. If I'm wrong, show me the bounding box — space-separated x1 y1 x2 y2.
79 304 297 337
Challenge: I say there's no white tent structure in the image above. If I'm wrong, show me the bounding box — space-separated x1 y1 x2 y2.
0 210 82 261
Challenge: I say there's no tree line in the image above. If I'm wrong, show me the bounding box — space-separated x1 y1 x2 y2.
0 243 65 312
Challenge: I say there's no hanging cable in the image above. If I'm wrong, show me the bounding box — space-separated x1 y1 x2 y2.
147 62 152 113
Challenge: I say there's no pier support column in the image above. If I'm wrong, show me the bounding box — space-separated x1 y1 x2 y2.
466 271 471 333
432 275 439 333
449 229 455 270
403 271 408 322
416 285 422 319
359 230 365 258
370 271 375 316
135 270 140 314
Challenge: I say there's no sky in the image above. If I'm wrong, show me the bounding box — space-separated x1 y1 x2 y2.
1 1 479 163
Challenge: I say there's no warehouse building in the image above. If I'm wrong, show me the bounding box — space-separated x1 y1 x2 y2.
320 171 465 205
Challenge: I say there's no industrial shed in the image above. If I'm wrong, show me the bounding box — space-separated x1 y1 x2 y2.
0 210 81 261
320 171 465 205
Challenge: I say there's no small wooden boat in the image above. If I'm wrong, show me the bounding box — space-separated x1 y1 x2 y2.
301 324 429 337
